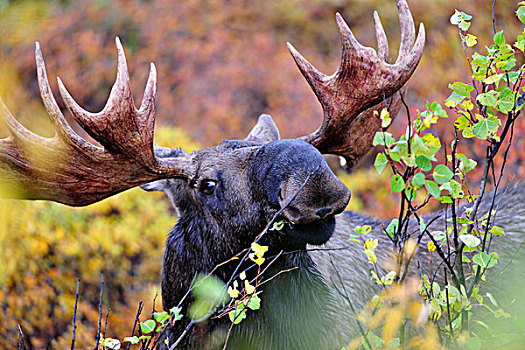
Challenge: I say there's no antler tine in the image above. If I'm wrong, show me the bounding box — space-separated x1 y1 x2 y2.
0 96 32 141
137 62 157 146
36 42 94 150
294 0 424 168
57 37 137 154
139 63 157 116
286 42 327 102
373 11 389 61
396 0 416 61
0 39 195 206
335 13 369 55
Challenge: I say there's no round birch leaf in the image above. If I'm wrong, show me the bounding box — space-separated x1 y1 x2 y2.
459 234 481 248
390 174 405 193
433 164 454 184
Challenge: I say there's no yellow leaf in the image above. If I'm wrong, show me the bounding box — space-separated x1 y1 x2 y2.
244 280 255 294
445 99 457 108
464 33 477 47
251 242 268 259
364 238 378 251
228 286 239 298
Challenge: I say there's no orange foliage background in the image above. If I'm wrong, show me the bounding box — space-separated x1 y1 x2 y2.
0 0 524 348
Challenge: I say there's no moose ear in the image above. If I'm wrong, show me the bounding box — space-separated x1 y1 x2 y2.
152 144 189 158
140 145 188 192
140 180 168 192
245 114 280 144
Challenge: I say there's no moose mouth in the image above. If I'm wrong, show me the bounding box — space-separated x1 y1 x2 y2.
281 216 336 246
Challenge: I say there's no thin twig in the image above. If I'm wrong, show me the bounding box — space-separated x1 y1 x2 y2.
222 323 234 350
169 321 193 350
103 308 111 340
18 324 25 350
126 301 144 350
95 274 105 350
258 266 298 287
492 0 497 34
71 279 80 350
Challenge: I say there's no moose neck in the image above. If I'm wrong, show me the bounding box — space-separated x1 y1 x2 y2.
161 216 315 310
161 211 344 349
227 250 343 350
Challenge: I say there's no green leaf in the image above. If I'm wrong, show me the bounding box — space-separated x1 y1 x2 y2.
431 102 448 118
405 186 416 201
123 336 139 345
229 307 247 324
490 225 505 236
445 91 465 107
462 126 474 138
390 174 406 193
419 217 426 233
454 115 470 130
415 155 432 171
386 219 399 238
483 73 503 85
140 319 156 334
459 21 471 31
457 153 477 172
421 133 441 155
190 274 229 321
433 164 454 184
348 234 361 243
498 87 515 113
437 196 453 204
191 275 229 304
517 6 525 23
373 132 395 147
355 225 372 235
270 220 285 231
494 30 505 45
424 180 441 198
477 91 497 107
450 10 472 26
374 153 388 175
473 251 498 269
412 172 425 188
247 295 261 310
153 311 170 324
472 116 499 140
440 179 464 199
459 234 481 248
449 82 474 97
450 10 462 25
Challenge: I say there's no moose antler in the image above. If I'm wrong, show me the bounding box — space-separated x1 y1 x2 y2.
290 0 425 168
0 38 194 206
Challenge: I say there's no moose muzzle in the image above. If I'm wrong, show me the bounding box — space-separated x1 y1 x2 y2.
250 139 351 244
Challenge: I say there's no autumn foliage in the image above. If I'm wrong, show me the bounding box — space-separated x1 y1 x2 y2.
0 0 524 348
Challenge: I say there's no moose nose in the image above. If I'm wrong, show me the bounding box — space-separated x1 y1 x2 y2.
315 207 332 219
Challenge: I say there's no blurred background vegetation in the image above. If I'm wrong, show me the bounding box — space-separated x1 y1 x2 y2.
0 0 523 348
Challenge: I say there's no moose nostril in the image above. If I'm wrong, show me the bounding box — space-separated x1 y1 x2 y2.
315 207 332 219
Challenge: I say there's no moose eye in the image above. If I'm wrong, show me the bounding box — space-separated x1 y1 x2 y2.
199 180 217 195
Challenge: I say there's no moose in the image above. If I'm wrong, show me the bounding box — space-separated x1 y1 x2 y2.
1 0 524 349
